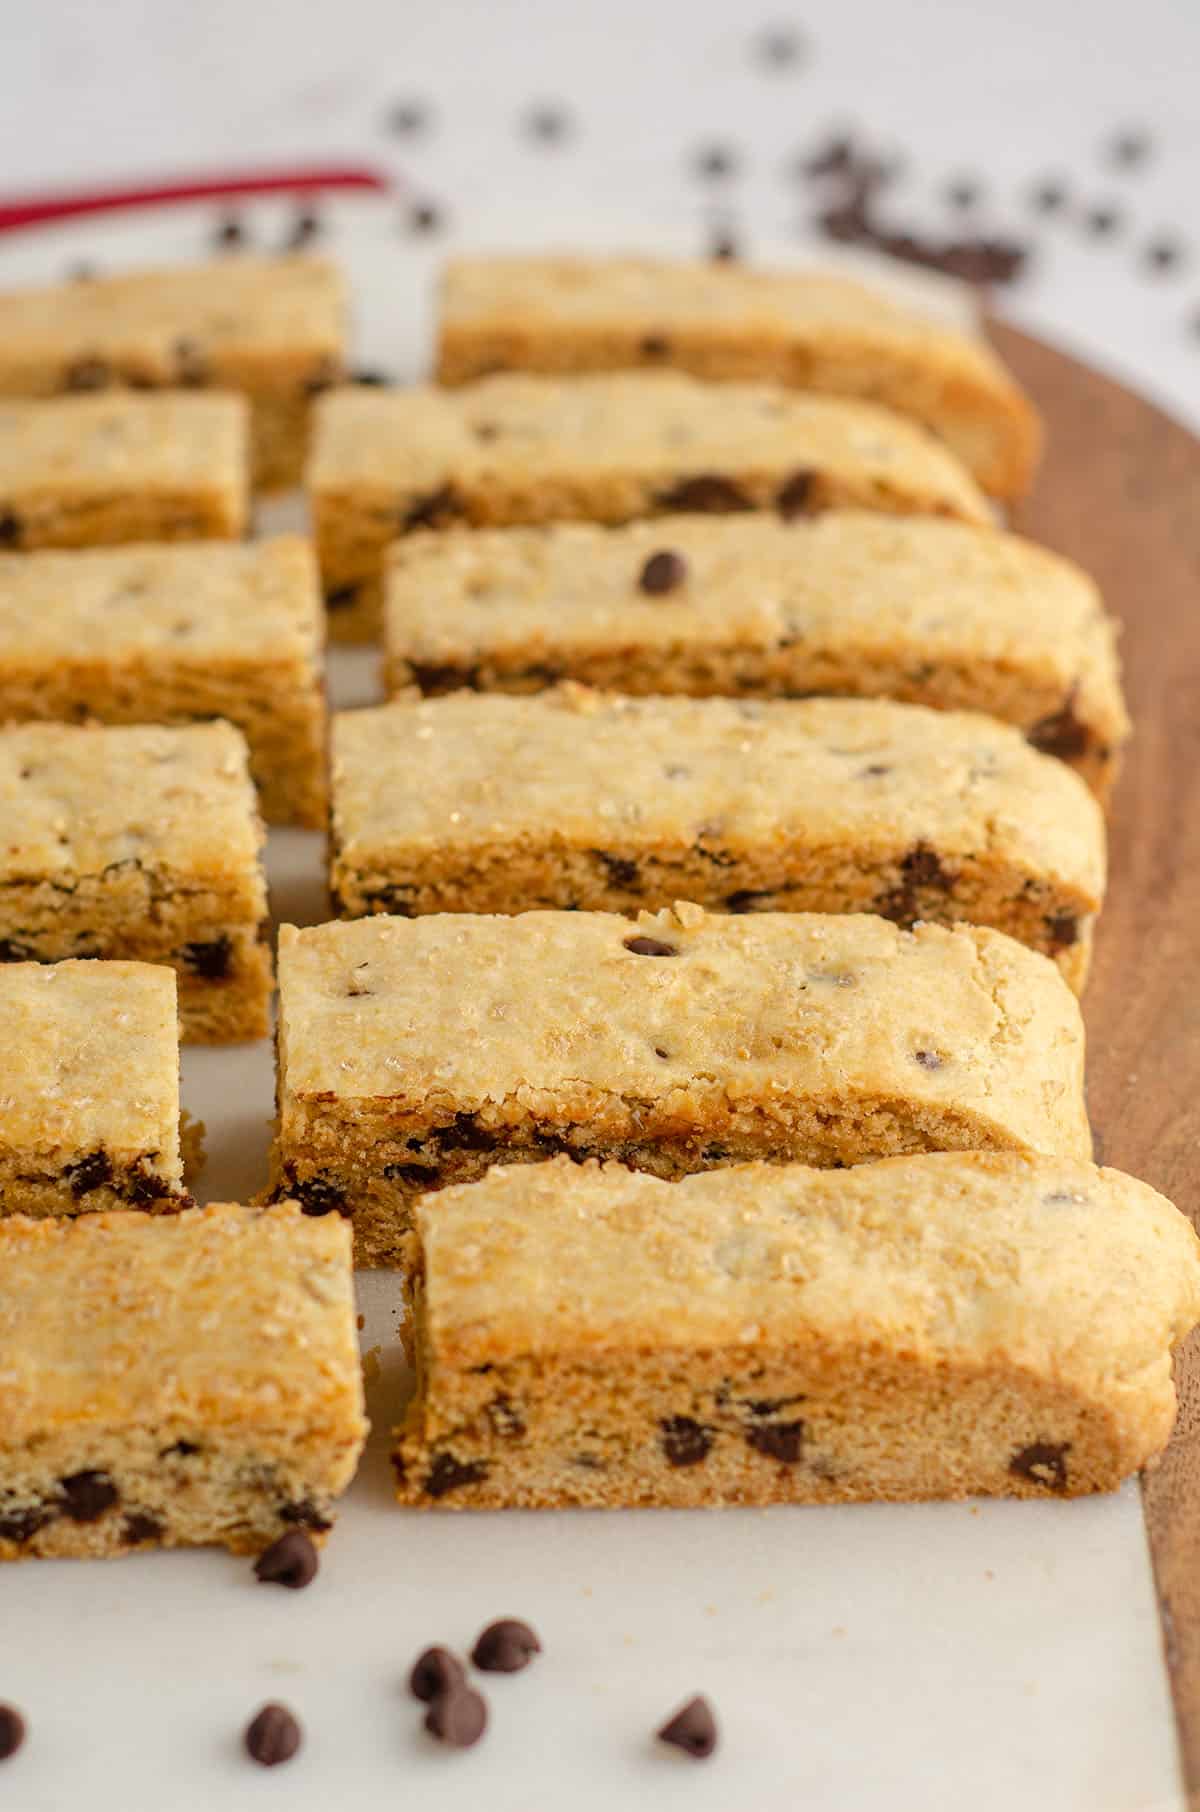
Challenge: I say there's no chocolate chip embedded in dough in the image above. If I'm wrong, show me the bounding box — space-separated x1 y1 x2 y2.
122 1512 164 1546
65 1149 112 1197
776 470 816 519
425 1454 489 1499
279 1499 333 1533
596 852 641 888
656 1694 718 1759
182 935 233 979
913 1049 943 1071
0 511 22 548
1045 912 1080 952
657 474 752 513
659 1416 714 1467
402 483 462 531
471 1618 542 1674
638 549 688 595
623 936 679 957
244 1703 302 1768
65 355 112 391
0 1506 52 1544
59 1470 119 1523
640 332 670 359
1009 1441 1070 1493
746 1420 805 1463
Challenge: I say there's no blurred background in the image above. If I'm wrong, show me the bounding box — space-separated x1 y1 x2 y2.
4 0 1198 418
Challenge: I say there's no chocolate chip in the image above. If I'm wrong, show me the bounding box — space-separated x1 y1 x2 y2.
245 1703 302 1768
214 213 246 251
403 484 462 530
639 549 688 594
425 1684 488 1748
65 1149 112 1197
659 474 751 513
746 1419 804 1463
161 1438 201 1458
425 1454 489 1499
408 200 444 235
325 584 360 612
860 763 891 778
1028 700 1090 761
694 143 738 180
903 844 952 891
776 470 815 519
624 936 679 957
352 368 390 386
913 1049 942 1070
724 889 772 913
279 1499 332 1533
123 1512 163 1546
0 511 21 549
65 355 111 391
122 1162 168 1207
288 1174 347 1218
0 1704 26 1762
659 1416 714 1467
0 1507 51 1544
182 935 233 980
596 853 641 890
59 1470 118 1523
471 1617 542 1673
0 936 31 960
254 1529 319 1589
1045 912 1079 952
657 1694 718 1759
285 205 321 250
386 98 430 136
410 1645 465 1702
1009 1441 1070 1493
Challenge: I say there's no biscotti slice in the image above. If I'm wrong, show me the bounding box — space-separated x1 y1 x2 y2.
308 372 990 638
0 391 248 548
0 722 270 1042
330 691 1105 992
0 1202 366 1560
383 513 1128 801
393 1153 1200 1509
0 256 346 489
0 959 189 1219
271 908 1089 1266
0 537 325 824
436 255 1040 499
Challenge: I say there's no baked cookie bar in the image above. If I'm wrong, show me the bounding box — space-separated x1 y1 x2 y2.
436 255 1040 500
308 372 990 638
0 537 325 825
0 256 346 489
0 391 248 549
383 513 1128 801
0 959 189 1219
271 908 1089 1265
393 1152 1200 1508
0 1202 366 1560
329 691 1105 992
0 722 270 1043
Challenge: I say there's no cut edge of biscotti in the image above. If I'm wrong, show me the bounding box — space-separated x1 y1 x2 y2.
433 254 1042 500
392 1152 1200 1510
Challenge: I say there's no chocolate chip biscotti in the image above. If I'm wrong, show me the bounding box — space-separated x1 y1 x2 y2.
0 722 270 1042
436 256 1040 499
393 1153 1200 1509
0 1202 366 1560
0 256 346 489
0 392 248 549
271 908 1089 1265
309 372 990 637
0 537 325 824
0 960 189 1219
383 513 1128 801
329 691 1105 992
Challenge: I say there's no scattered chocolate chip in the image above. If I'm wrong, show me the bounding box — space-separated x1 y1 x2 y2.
182 935 233 980
65 1149 112 1197
285 205 321 250
403 484 463 530
59 1470 119 1523
279 1499 332 1533
245 1703 302 1768
254 1529 319 1589
746 1419 804 1463
524 103 571 144
659 1416 714 1467
657 1694 718 1759
410 1645 465 1702
425 1454 489 1499
214 213 246 251
1009 1441 1070 1493
0 1704 25 1762
1108 129 1150 169
658 474 751 513
425 1684 488 1747
386 99 430 136
709 228 740 263
756 24 806 67
945 178 980 210
639 549 688 594
694 143 738 181
471 1617 542 1673
1145 236 1184 274
122 1512 163 1545
407 200 444 236
1045 912 1079 951
1031 179 1067 215
65 355 111 391
0 1507 51 1544
1086 204 1122 237
1028 700 1090 761
776 469 815 519
0 509 24 547
624 936 679 957
913 1049 942 1070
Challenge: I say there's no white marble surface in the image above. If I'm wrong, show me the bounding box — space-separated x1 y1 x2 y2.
0 3 1195 1805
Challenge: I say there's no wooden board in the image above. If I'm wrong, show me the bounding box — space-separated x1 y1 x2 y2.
992 322 1200 1803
